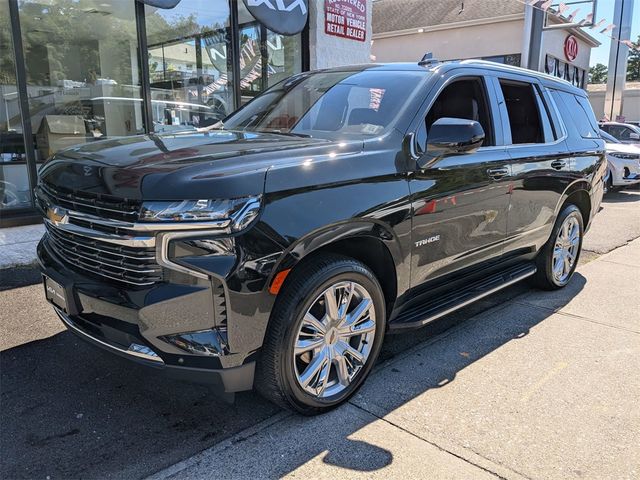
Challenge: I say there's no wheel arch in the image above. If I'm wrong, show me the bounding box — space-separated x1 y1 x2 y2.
556 180 592 229
268 221 406 317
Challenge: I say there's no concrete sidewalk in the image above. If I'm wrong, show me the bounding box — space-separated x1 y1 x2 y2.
0 224 43 269
149 239 640 480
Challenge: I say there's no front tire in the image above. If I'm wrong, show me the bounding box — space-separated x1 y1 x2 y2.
532 204 584 290
256 254 386 415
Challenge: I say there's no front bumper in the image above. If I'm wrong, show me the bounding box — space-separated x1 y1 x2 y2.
37 236 270 394
55 306 255 392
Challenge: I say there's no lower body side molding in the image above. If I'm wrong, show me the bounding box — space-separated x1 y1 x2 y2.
389 263 537 332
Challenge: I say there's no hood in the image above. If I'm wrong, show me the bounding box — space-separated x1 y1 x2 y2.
605 142 640 155
39 130 362 201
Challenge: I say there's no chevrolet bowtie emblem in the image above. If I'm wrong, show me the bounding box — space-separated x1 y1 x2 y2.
47 207 68 224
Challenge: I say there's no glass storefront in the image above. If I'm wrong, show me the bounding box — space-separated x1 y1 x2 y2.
0 0 306 225
18 0 145 162
1 0 30 212
145 0 233 130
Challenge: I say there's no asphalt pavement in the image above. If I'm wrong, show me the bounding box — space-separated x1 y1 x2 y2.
1 188 639 479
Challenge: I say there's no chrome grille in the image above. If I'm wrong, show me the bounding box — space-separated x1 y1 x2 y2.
39 182 141 222
44 223 162 286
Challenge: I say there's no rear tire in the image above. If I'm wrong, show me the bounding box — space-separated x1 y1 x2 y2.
531 204 584 290
256 254 386 415
604 172 614 194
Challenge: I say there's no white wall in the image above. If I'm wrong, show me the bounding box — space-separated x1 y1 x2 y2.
372 19 524 63
588 88 640 122
308 0 372 69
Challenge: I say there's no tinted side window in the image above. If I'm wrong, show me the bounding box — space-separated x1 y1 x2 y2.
554 91 599 139
617 127 633 140
425 77 495 147
499 80 545 144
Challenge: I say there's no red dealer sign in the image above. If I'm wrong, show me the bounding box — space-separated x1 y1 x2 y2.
564 35 579 62
325 0 367 42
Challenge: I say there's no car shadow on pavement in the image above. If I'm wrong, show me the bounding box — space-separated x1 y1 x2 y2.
1 276 585 479
253 276 588 478
0 332 280 479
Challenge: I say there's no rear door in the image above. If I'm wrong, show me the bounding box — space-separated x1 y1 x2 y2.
408 70 512 287
494 74 572 255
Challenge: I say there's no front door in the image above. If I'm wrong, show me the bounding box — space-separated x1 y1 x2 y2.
408 75 511 287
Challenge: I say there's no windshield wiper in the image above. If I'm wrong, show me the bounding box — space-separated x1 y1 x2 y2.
258 129 312 138
197 121 224 132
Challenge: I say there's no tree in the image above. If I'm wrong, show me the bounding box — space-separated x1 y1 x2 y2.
589 63 607 84
627 35 640 82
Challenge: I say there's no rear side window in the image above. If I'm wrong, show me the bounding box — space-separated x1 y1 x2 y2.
553 90 599 139
499 80 549 144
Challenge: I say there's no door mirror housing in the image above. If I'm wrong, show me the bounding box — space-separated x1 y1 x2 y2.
629 132 640 140
406 117 486 168
427 117 485 158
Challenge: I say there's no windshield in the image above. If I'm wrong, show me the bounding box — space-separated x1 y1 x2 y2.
222 70 427 138
599 130 620 143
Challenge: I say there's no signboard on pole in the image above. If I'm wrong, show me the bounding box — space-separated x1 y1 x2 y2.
325 0 367 42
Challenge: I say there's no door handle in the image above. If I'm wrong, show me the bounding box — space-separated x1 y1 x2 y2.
486 167 509 180
551 160 567 170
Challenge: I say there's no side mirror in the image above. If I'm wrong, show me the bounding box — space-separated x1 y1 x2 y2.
629 132 640 140
405 117 486 168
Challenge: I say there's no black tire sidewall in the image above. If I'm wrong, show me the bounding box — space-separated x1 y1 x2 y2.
277 261 385 413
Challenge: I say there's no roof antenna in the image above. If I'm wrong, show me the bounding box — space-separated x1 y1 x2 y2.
418 52 438 66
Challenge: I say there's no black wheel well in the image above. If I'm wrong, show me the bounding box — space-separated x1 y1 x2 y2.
563 189 591 226
295 236 398 316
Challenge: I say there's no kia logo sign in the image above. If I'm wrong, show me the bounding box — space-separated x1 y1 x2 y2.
243 0 308 35
564 35 579 62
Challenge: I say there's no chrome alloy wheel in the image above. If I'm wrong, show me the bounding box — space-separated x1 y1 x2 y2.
293 281 376 399
552 215 580 284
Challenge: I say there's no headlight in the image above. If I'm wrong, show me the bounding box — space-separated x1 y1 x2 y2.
139 196 261 231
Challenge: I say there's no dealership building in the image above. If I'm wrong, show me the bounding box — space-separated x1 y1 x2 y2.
372 0 600 89
0 0 371 227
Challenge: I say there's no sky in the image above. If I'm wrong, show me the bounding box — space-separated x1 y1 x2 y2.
586 0 640 67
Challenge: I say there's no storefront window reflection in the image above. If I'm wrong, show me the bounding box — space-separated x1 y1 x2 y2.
1 0 31 212
145 0 233 131
266 31 302 88
237 1 302 105
17 0 145 164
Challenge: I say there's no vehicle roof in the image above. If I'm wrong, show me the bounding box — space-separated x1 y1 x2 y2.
321 60 584 95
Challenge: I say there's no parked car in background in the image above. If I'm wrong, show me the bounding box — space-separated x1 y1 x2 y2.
600 130 640 192
599 121 640 146
36 61 606 414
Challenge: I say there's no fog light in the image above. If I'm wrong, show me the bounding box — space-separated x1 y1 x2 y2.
160 328 228 356
127 343 163 363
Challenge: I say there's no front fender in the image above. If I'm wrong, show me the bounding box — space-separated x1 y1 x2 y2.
267 219 409 297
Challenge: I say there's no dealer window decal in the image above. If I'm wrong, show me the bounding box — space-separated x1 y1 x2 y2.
325 0 367 42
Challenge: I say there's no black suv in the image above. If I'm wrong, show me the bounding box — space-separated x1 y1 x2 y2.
37 61 606 414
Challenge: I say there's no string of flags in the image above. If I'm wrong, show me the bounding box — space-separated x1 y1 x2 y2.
515 0 640 52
